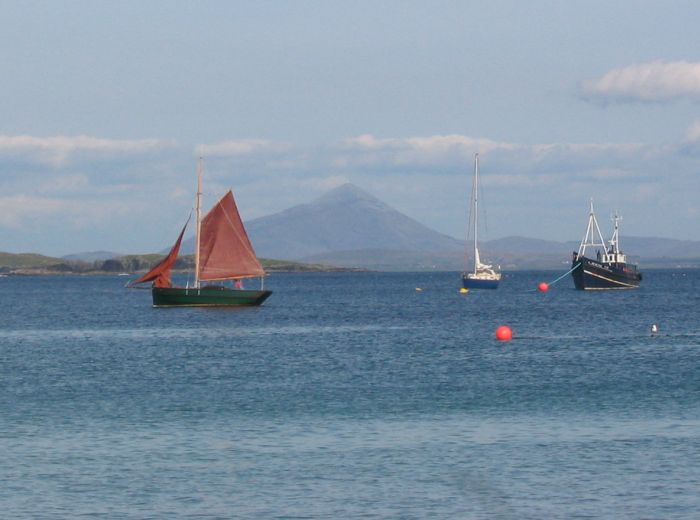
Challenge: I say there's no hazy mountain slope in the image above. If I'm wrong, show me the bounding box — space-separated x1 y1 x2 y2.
622 237 700 259
486 236 574 255
245 183 464 260
301 235 700 271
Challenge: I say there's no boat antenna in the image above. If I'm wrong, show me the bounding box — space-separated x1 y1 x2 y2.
609 211 622 255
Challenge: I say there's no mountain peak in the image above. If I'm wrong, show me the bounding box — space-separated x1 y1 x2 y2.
313 183 385 207
245 182 464 260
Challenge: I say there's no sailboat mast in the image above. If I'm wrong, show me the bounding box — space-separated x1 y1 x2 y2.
194 158 203 288
473 153 479 271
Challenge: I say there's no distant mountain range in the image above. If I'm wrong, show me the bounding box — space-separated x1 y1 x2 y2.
176 182 463 259
14 183 700 271
245 183 700 270
300 235 700 271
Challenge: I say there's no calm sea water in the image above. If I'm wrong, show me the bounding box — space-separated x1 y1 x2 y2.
1 270 699 519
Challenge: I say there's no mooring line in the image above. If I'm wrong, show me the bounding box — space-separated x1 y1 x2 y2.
548 262 581 286
527 262 581 292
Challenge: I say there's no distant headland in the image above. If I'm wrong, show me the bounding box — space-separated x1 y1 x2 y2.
0 252 360 276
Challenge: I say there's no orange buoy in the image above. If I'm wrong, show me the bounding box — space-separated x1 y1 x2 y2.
537 282 549 293
495 325 513 341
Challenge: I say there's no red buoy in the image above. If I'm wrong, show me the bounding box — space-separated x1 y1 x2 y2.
495 325 513 341
537 282 549 293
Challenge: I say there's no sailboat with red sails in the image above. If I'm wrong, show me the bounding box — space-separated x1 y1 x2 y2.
129 160 272 306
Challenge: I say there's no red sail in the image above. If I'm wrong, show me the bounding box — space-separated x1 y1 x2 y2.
128 221 188 288
198 190 265 280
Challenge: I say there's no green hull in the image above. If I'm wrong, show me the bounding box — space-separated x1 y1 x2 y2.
152 286 272 307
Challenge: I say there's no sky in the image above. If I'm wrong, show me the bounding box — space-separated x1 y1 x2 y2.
2 0 700 256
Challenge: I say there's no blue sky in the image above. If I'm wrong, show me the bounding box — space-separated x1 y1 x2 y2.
2 1 700 256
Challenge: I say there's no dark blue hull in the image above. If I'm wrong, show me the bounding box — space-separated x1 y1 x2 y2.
571 254 642 290
462 275 500 289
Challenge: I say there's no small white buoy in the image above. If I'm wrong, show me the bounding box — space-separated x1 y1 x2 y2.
651 324 659 335
415 287 422 292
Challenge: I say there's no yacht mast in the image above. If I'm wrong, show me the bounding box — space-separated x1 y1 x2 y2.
473 153 479 272
194 158 203 288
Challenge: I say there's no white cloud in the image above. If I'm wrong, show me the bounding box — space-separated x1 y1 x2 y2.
0 135 172 166
684 120 700 142
532 142 645 156
0 193 147 231
587 168 637 181
341 134 513 154
332 135 654 180
35 174 90 194
404 135 515 155
196 139 290 157
300 175 351 191
0 195 68 228
335 134 518 169
583 60 700 102
676 121 700 156
630 183 660 204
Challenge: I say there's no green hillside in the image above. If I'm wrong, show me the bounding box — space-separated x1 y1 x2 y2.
0 252 64 268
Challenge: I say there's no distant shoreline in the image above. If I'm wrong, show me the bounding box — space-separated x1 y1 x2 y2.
4 248 700 274
0 251 366 276
0 265 367 277
2 266 698 277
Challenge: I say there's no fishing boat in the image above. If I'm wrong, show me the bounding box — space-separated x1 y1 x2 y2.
571 200 642 290
129 160 272 306
462 153 501 289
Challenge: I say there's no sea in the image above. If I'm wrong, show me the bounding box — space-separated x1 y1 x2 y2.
1 270 699 519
